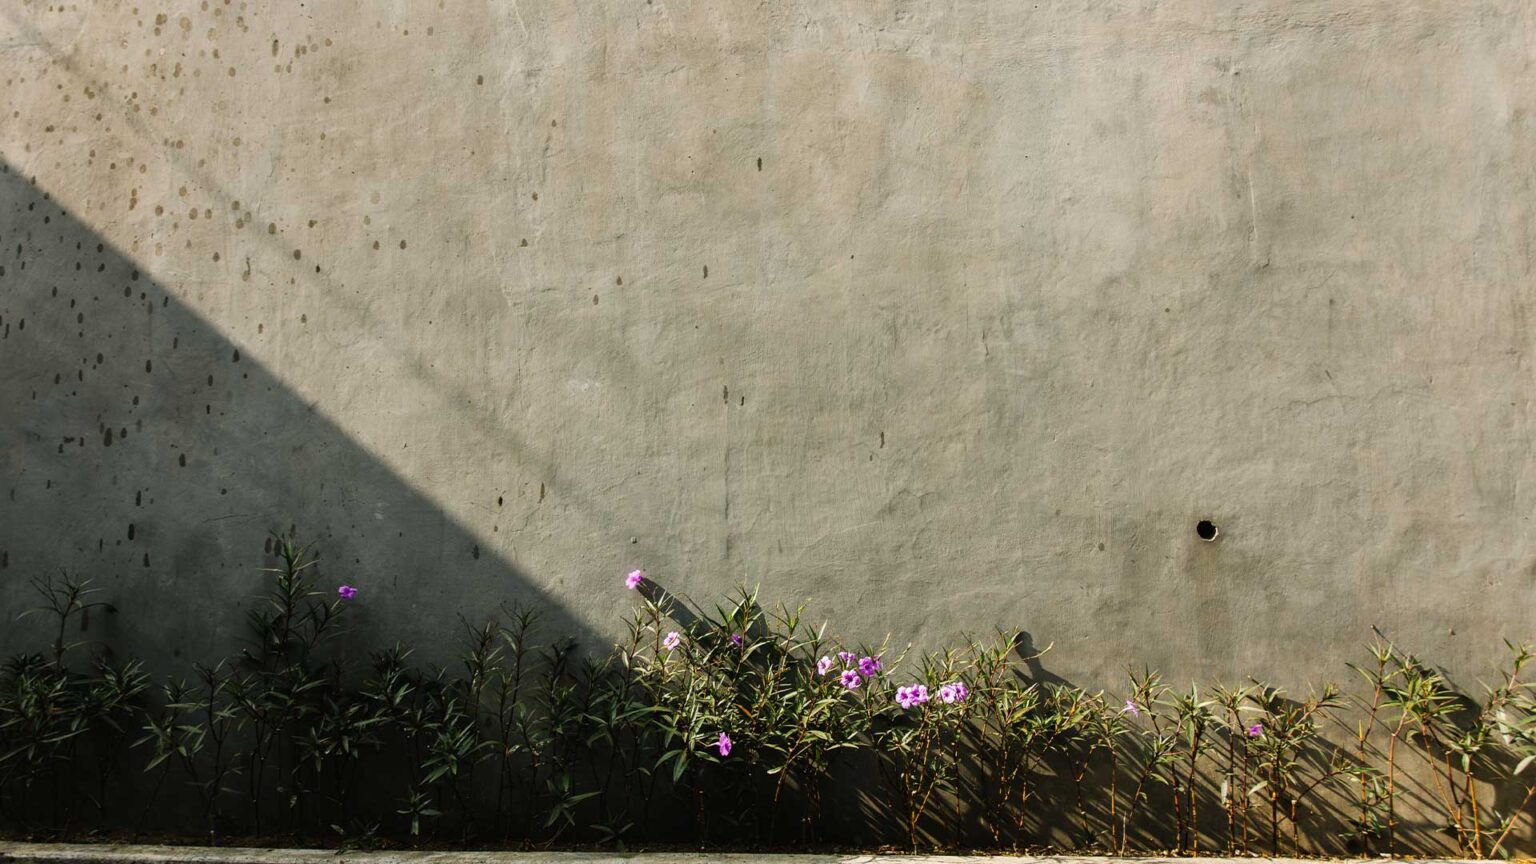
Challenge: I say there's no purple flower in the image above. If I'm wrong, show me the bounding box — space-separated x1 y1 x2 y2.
1122 700 1140 717
624 569 646 590
337 585 358 600
1246 722 1264 738
816 656 834 676
896 684 930 710
730 632 744 647
938 682 969 704
715 732 732 757
837 651 855 663
662 631 681 651
857 655 882 678
840 669 861 690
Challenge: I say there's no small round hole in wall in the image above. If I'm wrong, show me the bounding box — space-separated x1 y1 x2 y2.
1195 520 1219 542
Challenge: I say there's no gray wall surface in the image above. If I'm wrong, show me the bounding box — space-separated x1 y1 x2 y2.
2 1 1534 689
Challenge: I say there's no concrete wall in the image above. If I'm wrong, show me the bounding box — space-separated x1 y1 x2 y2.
3 1 1535 688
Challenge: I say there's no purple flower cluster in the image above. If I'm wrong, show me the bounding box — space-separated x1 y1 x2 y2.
663 631 682 651
716 732 732 756
1246 722 1264 738
896 684 929 709
624 569 646 590
823 652 883 690
337 585 358 600
938 681 969 704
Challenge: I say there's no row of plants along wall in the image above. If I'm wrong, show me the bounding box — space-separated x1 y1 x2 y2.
2 535 1536 857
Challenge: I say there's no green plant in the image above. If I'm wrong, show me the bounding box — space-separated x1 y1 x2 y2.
230 534 348 833
2 574 148 829
871 647 972 851
1245 681 1346 854
14 543 1536 857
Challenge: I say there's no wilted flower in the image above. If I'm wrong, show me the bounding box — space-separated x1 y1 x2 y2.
337 585 358 600
838 651 855 663
716 732 732 757
624 569 646 590
857 655 882 678
840 669 861 690
1122 700 1140 717
938 682 969 704
730 632 744 647
663 631 682 651
1246 722 1264 738
896 684 930 710
817 656 834 676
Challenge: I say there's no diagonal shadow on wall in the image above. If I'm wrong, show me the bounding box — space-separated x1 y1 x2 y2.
0 160 593 671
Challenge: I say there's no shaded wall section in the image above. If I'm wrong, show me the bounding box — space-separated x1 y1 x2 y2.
0 163 593 667
3 1 1536 685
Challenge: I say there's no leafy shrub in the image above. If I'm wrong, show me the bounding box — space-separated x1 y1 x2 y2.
4 540 1536 857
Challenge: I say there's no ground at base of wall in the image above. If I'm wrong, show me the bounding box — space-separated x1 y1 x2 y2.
0 841 1499 864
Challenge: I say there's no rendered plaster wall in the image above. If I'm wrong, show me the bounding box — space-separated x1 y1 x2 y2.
2 1 1535 690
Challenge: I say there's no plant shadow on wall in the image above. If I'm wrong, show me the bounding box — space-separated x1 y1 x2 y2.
7 556 1536 855
0 160 594 673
